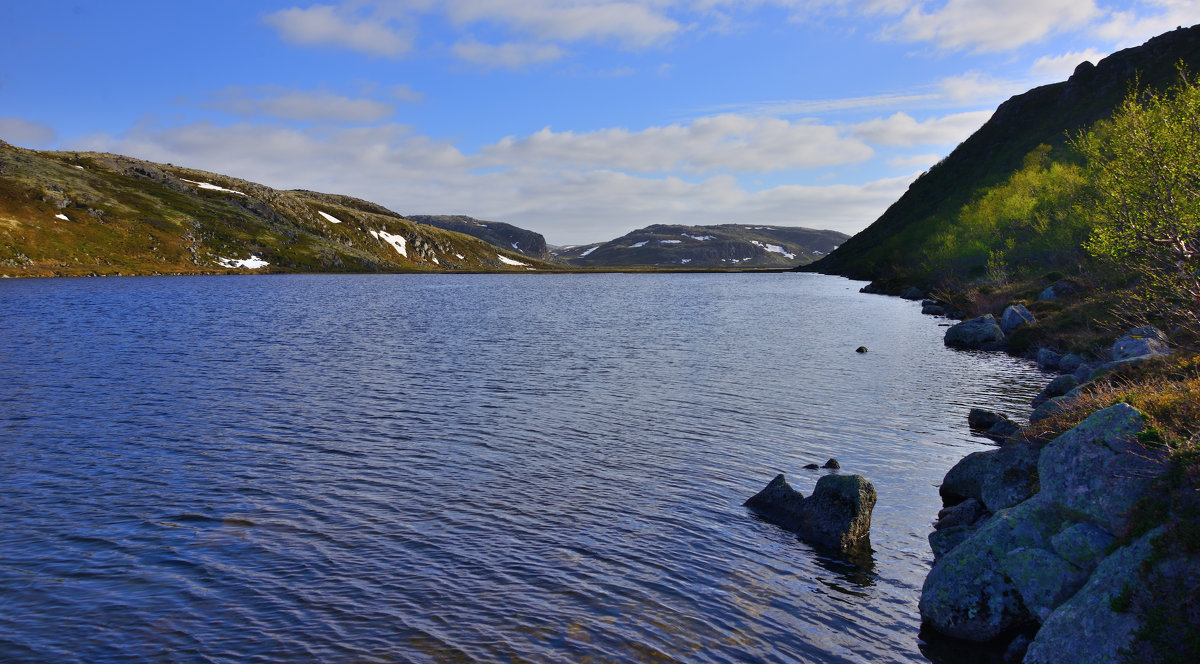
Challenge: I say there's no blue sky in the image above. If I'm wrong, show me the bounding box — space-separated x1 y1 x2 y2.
3 1 1198 245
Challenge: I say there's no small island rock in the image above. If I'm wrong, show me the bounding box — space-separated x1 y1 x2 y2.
745 473 875 554
944 314 1006 350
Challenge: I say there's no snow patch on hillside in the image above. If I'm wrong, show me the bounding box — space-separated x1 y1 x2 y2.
498 254 528 266
682 233 715 241
579 247 598 257
631 241 648 248
752 241 796 259
181 179 245 196
370 230 408 257
216 255 269 269
318 211 343 224
54 213 68 221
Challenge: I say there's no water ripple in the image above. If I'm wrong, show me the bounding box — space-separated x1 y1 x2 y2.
0 273 1047 663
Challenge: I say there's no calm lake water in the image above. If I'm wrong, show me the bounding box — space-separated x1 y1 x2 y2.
0 272 1047 663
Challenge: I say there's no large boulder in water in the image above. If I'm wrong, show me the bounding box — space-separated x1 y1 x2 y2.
944 315 1006 350
745 473 876 554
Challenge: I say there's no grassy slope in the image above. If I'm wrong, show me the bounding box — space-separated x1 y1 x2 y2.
807 25 1200 284
0 143 559 277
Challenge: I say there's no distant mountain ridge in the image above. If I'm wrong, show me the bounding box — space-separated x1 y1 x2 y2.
0 142 557 277
554 224 848 268
807 24 1200 282
407 214 550 260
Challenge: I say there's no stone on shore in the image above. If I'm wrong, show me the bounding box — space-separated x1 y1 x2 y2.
1000 304 1036 335
944 314 1006 350
1112 325 1169 361
745 473 875 554
1031 374 1078 407
1036 347 1061 371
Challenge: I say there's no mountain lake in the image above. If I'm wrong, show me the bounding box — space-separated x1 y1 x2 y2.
0 272 1049 663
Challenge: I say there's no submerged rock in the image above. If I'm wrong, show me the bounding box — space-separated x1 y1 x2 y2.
745 473 875 554
944 315 1006 350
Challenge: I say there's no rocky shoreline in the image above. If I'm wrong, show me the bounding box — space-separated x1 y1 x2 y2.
882 284 1184 663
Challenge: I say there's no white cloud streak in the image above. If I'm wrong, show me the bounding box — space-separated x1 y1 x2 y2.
452 38 567 68
0 117 58 148
1030 48 1108 78
883 0 1102 52
197 87 398 123
264 4 413 57
849 110 992 147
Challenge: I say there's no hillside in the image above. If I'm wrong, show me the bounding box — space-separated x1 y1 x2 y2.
407 214 551 261
0 142 559 277
554 224 847 268
806 24 1200 283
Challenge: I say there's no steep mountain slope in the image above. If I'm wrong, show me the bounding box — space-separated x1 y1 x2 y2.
0 142 557 277
555 224 847 268
407 214 550 260
806 25 1200 282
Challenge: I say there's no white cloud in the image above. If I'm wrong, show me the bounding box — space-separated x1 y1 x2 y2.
390 84 426 103
198 87 397 123
1094 0 1200 47
67 119 908 244
438 0 681 47
849 110 992 147
888 152 942 169
938 71 1023 104
884 0 1101 52
264 4 413 57
1030 48 1107 79
0 117 57 147
478 114 874 173
452 38 566 68
705 91 940 116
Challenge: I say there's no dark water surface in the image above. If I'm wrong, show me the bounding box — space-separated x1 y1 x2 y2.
0 273 1047 663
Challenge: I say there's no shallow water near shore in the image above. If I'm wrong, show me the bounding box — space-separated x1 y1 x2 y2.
0 272 1047 663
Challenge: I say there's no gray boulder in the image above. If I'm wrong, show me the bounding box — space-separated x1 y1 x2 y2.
922 302 946 316
1037 279 1083 302
1036 403 1167 536
936 497 984 530
1050 522 1115 572
920 501 1062 641
1036 348 1062 371
745 473 876 553
1029 395 1071 422
900 286 925 300
968 408 1008 430
1000 304 1036 335
1058 353 1086 374
986 419 1021 443
1112 325 1169 361
939 440 1040 513
1032 374 1078 408
1023 529 1162 664
945 314 1006 350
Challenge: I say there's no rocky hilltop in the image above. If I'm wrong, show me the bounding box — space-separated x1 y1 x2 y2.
808 25 1200 282
0 142 557 277
555 223 847 268
407 214 550 261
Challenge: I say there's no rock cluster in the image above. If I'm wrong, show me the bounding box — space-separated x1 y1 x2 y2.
744 473 875 554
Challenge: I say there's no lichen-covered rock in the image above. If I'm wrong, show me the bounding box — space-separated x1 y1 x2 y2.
920 501 1061 641
1006 548 1091 622
799 473 876 552
1058 353 1086 374
929 522 980 560
945 314 1006 350
1023 529 1162 664
1050 522 1115 572
940 441 1041 515
1000 304 1036 335
745 473 876 553
936 497 984 531
1032 374 1078 408
986 419 1021 444
1112 325 1169 361
744 474 806 531
1037 403 1167 536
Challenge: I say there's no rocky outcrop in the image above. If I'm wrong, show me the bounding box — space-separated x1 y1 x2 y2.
745 473 876 553
921 404 1171 655
1111 325 1169 361
944 314 1006 350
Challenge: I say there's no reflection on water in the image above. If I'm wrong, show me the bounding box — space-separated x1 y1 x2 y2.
0 272 1048 663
